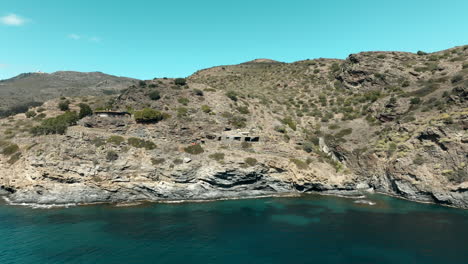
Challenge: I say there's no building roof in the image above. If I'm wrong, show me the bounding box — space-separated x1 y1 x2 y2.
94 111 131 115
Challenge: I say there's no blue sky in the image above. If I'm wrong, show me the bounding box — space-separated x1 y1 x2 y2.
1 0 468 80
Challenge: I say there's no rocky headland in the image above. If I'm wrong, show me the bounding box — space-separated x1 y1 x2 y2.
0 46 467 208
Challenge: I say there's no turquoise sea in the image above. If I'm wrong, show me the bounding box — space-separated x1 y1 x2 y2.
0 194 467 264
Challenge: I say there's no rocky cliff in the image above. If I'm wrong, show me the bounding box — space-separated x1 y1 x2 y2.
0 46 467 208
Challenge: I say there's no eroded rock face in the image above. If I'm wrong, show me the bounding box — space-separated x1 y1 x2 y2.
3 152 297 205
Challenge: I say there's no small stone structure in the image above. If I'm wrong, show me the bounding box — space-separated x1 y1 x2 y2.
206 130 260 143
94 111 131 118
218 135 260 142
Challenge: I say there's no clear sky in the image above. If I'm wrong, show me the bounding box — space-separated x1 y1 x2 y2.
1 0 468 80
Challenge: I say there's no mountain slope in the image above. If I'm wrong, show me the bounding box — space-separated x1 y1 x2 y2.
0 71 137 117
0 45 467 208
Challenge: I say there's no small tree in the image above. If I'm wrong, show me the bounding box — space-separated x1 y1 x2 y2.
58 100 70 111
149 90 161 100
410 97 421 105
78 103 93 119
174 78 186 86
226 91 238 101
106 151 119 161
31 111 79 135
25 111 36 118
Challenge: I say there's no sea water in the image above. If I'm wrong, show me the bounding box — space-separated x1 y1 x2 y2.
0 194 467 264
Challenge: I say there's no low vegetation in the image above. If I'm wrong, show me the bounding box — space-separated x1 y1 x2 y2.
78 103 93 119
208 152 225 162
58 100 70 111
184 144 204 155
134 108 165 123
31 111 79 135
127 137 156 150
107 135 125 145
149 90 161 100
244 157 257 167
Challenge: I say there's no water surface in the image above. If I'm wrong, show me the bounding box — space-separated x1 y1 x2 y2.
0 194 467 264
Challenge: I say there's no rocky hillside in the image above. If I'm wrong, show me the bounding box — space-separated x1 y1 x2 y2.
0 46 467 208
0 71 137 117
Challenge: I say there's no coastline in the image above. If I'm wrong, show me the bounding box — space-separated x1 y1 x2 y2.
2 188 467 210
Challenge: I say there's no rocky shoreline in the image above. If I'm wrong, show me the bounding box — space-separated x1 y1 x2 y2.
1 170 467 209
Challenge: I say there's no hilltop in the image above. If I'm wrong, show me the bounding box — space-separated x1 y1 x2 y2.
0 71 137 117
0 45 467 208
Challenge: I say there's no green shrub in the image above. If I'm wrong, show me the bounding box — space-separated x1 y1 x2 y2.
229 116 247 129
236 106 249 115
446 168 468 184
290 158 308 170
413 155 425 165
174 78 187 86
58 100 70 111
241 142 252 149
387 142 397 156
281 117 297 131
178 98 190 105
335 128 353 138
407 83 439 97
209 152 225 162
193 89 204 96
139 80 147 87
302 142 314 153
184 144 204 155
244 157 257 167
134 108 164 123
417 51 428 56
226 91 239 101
374 73 385 80
107 135 125 145
0 140 9 148
329 63 340 73
201 105 212 113
78 103 93 119
149 90 161 100
91 138 106 147
127 137 156 150
36 107 45 113
31 111 79 135
25 111 36 118
1 143 19 156
451 75 464 84
151 158 165 165
34 113 46 120
177 107 188 118
106 151 119 161
7 152 21 164
410 97 421 105
275 126 286 134
362 91 382 102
